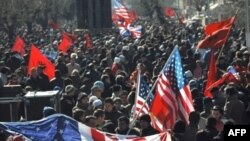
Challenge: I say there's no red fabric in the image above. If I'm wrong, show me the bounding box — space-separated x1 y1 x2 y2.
11 36 25 56
196 28 230 49
85 33 92 48
204 51 218 98
28 45 55 80
205 16 235 36
58 33 72 53
164 7 176 17
48 19 59 29
112 10 138 26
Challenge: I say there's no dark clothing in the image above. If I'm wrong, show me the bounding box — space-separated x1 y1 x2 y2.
172 133 184 141
105 109 123 127
140 126 159 137
55 63 68 77
49 77 64 90
25 77 39 90
37 73 50 91
183 124 199 141
205 126 218 140
60 94 75 117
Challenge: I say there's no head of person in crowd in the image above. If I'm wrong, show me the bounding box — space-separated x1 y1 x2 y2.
85 115 97 128
112 84 122 97
70 53 78 64
184 70 193 82
210 87 220 99
92 99 103 110
113 97 122 111
91 84 103 98
43 106 56 117
189 79 198 90
188 111 200 126
119 90 128 106
30 67 38 78
89 95 98 105
104 98 114 113
211 106 224 121
65 84 76 97
77 92 88 107
93 109 105 127
224 86 237 100
116 116 130 132
93 81 105 93
37 65 45 75
73 109 86 123
172 120 186 134
139 114 151 130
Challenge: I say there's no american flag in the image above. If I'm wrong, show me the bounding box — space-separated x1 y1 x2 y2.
0 114 171 141
228 66 240 80
150 47 194 130
113 0 130 20
133 74 154 118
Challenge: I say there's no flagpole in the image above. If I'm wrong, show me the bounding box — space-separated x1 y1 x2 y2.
127 46 178 134
216 9 239 64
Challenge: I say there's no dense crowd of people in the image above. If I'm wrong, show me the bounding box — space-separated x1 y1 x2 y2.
0 16 250 141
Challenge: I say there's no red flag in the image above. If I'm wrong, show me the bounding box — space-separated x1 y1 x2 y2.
28 45 55 80
85 33 92 48
48 19 59 29
204 51 218 98
164 7 176 17
205 16 235 36
58 33 72 53
11 36 25 56
196 27 231 49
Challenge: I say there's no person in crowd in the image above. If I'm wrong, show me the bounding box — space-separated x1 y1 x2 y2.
66 53 81 76
55 56 68 77
37 65 49 91
93 109 106 130
85 115 97 128
224 86 245 124
104 98 123 127
60 85 76 117
210 87 226 108
200 97 213 119
211 106 224 132
139 114 159 137
115 116 140 136
171 120 186 141
43 106 56 117
72 109 86 124
183 111 200 141
49 69 64 90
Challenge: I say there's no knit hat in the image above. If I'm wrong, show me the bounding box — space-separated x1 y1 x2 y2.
65 85 75 93
92 99 103 108
43 106 56 117
89 95 98 104
93 81 105 90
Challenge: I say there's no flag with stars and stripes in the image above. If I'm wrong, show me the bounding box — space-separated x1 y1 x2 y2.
133 73 154 118
228 66 240 80
150 47 194 130
0 114 172 141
